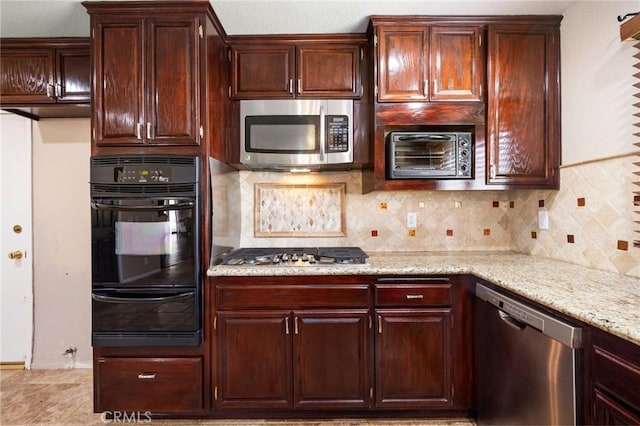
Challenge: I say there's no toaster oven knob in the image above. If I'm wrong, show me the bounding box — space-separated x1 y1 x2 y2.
460 149 469 157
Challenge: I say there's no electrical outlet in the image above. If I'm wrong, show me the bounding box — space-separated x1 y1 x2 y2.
538 210 549 230
407 212 417 228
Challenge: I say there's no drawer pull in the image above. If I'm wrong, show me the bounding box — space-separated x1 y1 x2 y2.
137 372 157 380
406 294 424 300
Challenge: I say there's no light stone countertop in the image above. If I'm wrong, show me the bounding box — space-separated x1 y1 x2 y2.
207 251 640 346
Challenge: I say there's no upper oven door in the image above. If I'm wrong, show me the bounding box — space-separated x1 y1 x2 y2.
91 197 199 289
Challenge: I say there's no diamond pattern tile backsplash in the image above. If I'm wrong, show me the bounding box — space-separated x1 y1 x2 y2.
234 155 639 278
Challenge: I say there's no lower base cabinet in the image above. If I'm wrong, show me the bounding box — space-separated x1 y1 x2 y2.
375 309 452 408
589 328 640 424
215 309 372 410
94 357 204 413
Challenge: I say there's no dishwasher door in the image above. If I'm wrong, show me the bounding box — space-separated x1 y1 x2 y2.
474 283 583 425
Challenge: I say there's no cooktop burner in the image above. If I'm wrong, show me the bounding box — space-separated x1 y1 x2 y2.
221 247 369 266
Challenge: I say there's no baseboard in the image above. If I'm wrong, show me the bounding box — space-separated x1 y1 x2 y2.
0 362 25 370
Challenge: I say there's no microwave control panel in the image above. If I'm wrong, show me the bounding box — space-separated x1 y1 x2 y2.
327 115 349 152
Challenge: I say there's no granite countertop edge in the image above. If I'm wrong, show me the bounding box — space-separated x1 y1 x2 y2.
207 251 640 346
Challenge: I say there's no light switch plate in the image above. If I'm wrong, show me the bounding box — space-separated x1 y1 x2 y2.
538 210 549 230
407 212 417 228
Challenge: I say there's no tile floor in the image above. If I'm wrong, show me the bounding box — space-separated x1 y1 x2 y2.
0 369 475 426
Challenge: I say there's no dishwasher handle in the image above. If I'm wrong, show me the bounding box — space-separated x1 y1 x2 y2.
498 310 527 330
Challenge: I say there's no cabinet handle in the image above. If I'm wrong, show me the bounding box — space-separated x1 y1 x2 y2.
297 79 301 94
136 123 143 140
285 317 290 335
146 123 152 140
47 84 55 99
294 317 299 335
137 372 157 380
288 79 293 94
377 315 382 334
55 83 62 98
406 294 424 300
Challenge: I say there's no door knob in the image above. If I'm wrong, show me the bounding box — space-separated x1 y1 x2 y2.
8 250 23 260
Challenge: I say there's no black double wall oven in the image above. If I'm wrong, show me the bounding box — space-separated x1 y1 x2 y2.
90 155 202 347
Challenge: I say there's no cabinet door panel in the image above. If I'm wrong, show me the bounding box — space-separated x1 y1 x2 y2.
293 310 371 409
56 48 91 103
375 309 452 409
94 19 145 145
231 45 295 98
430 26 482 101
148 18 199 145
487 26 559 186
377 27 428 101
216 311 292 409
594 389 640 425
297 45 360 98
0 49 55 103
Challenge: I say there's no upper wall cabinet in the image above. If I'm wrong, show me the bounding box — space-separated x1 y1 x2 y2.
0 38 90 105
84 2 207 147
229 36 365 99
375 24 484 102
486 21 561 188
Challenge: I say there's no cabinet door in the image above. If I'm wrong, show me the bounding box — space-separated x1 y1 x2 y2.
430 26 483 101
0 48 55 104
293 310 371 409
375 308 452 409
593 389 640 425
93 17 145 146
216 311 293 409
377 26 428 102
147 16 200 145
487 25 560 187
56 48 91 103
296 44 361 98
230 45 295 99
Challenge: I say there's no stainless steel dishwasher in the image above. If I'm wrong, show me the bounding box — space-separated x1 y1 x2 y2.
474 283 583 425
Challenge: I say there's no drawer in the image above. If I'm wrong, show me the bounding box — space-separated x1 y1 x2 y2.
217 284 370 309
95 357 203 412
593 344 640 411
375 280 452 307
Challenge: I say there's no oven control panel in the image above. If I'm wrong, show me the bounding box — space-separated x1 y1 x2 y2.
114 166 172 183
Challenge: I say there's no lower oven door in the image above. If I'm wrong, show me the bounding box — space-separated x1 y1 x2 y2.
92 287 201 347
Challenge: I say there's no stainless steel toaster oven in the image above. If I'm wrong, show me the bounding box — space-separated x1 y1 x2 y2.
386 131 472 179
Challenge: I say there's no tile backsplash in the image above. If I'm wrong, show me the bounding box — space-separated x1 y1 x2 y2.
230 155 639 278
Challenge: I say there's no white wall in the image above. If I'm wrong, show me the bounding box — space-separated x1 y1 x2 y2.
561 0 639 164
31 118 92 369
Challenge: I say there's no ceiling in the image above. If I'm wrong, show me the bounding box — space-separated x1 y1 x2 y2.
0 0 578 38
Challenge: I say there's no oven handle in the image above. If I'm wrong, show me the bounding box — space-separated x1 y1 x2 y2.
91 200 194 212
91 290 195 303
397 134 452 141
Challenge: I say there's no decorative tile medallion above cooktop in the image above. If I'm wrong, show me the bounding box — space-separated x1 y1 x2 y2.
254 183 346 237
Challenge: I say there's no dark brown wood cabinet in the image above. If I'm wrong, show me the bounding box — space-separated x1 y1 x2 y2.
94 356 204 412
374 278 456 409
375 24 483 102
486 21 561 188
588 328 640 425
229 38 363 99
0 38 90 107
214 276 372 411
85 3 205 147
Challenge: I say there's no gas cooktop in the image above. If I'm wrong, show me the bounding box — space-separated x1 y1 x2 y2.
220 247 369 266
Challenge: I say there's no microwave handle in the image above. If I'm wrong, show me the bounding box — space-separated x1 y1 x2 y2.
319 105 326 162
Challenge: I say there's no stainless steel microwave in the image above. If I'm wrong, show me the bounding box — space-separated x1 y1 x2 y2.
386 131 473 179
240 99 353 171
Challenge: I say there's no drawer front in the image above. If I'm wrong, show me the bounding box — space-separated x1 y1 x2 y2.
95 357 203 412
217 284 370 309
593 345 640 411
375 282 452 307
